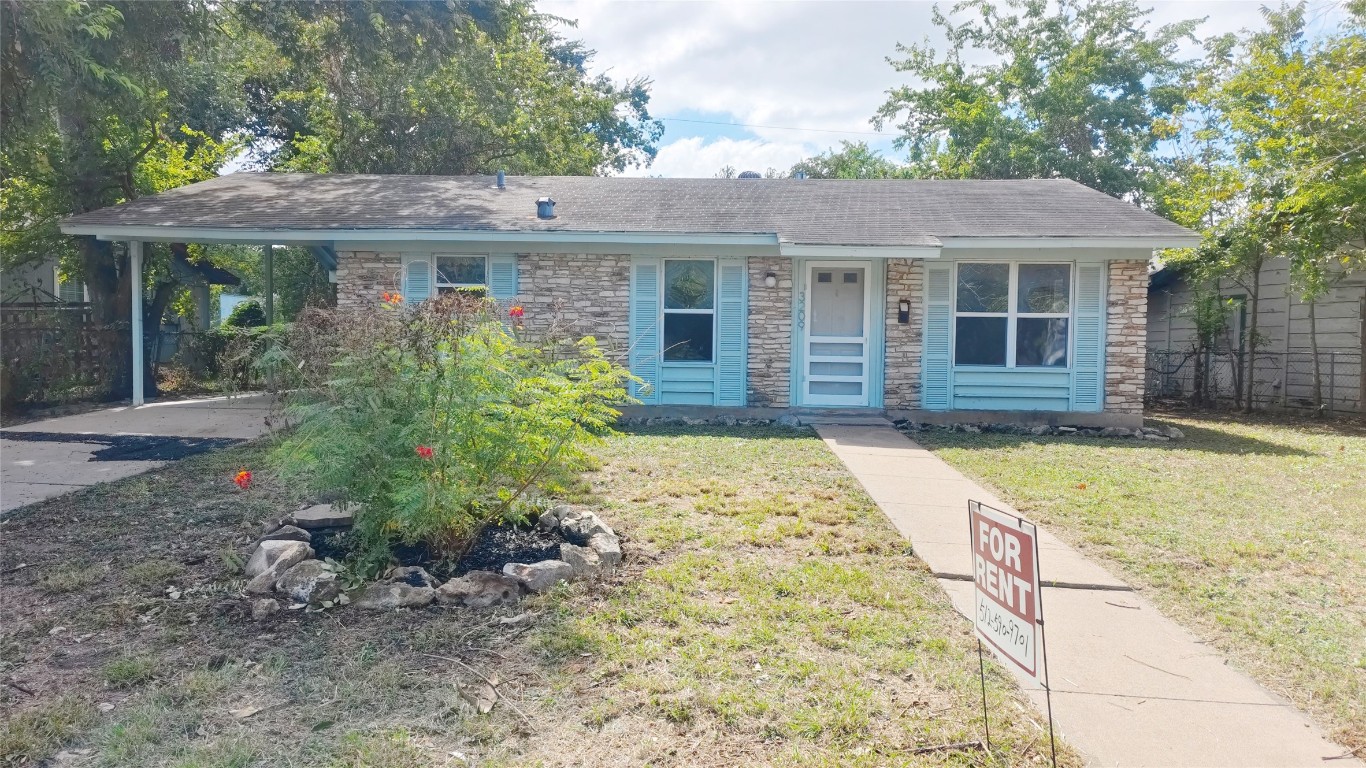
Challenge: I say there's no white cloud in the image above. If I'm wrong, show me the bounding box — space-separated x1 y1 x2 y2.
629 135 817 178
541 0 1352 176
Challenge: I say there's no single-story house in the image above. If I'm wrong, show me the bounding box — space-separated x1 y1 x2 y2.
60 173 1198 426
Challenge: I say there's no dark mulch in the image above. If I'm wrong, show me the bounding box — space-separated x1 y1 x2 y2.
453 523 563 577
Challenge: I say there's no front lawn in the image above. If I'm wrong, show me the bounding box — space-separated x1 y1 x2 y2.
915 412 1366 752
0 426 1073 767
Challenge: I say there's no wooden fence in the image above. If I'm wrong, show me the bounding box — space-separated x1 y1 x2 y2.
1 303 127 407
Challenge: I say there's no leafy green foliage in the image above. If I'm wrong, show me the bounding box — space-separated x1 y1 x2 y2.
788 141 907 179
224 299 267 329
268 294 635 569
874 0 1200 199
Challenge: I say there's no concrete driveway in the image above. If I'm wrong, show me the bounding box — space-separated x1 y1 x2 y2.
1 393 273 514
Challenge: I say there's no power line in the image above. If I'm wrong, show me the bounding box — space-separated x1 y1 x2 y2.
656 116 892 137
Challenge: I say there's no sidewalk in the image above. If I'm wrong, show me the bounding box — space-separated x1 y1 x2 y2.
1 394 272 513
817 422 1358 768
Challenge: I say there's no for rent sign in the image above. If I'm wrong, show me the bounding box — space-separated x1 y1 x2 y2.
969 500 1045 685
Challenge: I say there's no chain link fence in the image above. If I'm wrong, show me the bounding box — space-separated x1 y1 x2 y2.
1147 348 1363 414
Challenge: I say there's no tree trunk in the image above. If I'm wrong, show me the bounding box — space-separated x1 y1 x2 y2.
1242 261 1262 414
1309 298 1322 412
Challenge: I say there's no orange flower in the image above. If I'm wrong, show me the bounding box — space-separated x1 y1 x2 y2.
381 291 403 304
234 469 252 490
415 445 434 459
508 305 525 319
1076 482 1087 490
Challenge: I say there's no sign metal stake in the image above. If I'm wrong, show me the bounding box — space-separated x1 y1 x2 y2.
967 500 1058 768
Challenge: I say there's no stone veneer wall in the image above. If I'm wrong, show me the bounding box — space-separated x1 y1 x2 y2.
516 254 631 359
335 251 401 311
747 257 793 406
883 259 924 409
1105 260 1148 415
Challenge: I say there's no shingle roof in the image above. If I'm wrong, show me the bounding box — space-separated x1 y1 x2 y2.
62 173 1194 247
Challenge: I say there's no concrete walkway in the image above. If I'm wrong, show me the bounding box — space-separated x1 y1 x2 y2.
818 422 1359 768
1 394 272 513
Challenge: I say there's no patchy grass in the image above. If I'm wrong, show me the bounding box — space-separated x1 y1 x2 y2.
37 564 105 595
0 427 1074 766
915 411 1366 750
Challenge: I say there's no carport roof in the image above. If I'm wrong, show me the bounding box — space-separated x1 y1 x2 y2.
61 173 1197 249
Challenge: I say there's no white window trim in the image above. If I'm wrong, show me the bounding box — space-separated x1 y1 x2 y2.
660 258 718 365
434 254 490 291
53 266 89 303
953 261 1074 369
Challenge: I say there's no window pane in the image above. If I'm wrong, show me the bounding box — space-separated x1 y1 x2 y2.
437 256 486 285
1016 318 1069 367
1018 264 1070 314
956 263 1009 312
955 316 1007 366
665 261 715 310
663 313 714 361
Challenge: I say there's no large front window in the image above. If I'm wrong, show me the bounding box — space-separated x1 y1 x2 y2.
662 259 715 362
954 263 1071 367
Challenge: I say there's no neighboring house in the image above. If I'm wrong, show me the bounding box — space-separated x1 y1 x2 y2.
60 173 1197 425
1149 259 1366 412
1 258 86 304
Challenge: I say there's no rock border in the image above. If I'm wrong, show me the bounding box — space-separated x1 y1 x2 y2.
894 420 1184 441
241 503 623 618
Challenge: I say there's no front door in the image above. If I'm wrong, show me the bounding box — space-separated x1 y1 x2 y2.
802 262 871 407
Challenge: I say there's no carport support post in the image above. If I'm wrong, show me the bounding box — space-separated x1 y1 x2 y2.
263 243 274 324
129 240 144 406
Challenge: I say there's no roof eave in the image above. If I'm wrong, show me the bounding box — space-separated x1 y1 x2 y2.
938 235 1201 250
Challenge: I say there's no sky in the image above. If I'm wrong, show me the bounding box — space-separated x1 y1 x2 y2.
538 0 1353 178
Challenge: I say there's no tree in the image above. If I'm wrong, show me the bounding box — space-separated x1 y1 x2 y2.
1 0 248 396
1158 2 1366 412
236 0 661 175
874 0 1200 201
789 141 907 179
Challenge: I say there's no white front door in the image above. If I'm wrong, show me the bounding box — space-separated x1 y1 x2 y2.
802 262 871 407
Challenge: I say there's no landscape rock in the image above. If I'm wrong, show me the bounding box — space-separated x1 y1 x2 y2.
1099 427 1132 438
352 581 435 611
259 525 311 544
536 509 560 532
250 598 281 621
291 504 353 529
559 543 603 579
384 565 439 588
587 532 622 568
244 540 313 579
775 414 803 428
1029 425 1052 436
560 510 613 545
1165 426 1185 440
503 560 574 593
274 559 340 604
436 571 522 608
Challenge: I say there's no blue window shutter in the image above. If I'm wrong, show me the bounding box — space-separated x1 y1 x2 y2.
401 255 432 304
716 258 747 406
629 258 662 404
1071 263 1106 411
922 263 952 410
489 254 518 301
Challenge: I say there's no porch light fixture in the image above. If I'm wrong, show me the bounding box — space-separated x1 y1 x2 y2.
764 272 777 288
898 299 911 324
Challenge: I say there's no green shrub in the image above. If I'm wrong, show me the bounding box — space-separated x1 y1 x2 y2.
268 294 635 571
224 298 267 328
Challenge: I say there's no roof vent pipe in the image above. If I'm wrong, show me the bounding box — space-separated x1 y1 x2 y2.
536 197 556 219
496 170 506 189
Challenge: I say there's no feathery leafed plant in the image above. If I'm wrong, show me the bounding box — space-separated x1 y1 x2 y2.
266 292 635 573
